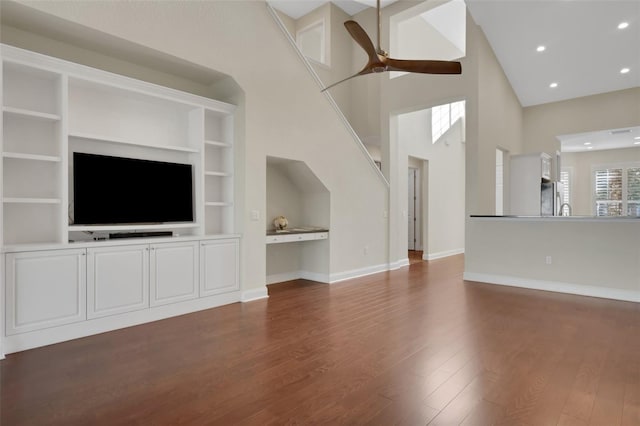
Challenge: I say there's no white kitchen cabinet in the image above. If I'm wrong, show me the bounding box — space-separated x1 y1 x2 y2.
150 241 199 307
87 244 149 319
5 248 86 335
200 239 239 297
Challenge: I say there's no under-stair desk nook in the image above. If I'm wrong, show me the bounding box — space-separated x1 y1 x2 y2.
1 0 639 424
265 156 330 284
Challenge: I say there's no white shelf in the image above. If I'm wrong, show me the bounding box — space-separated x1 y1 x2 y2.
266 231 329 244
3 197 61 204
69 223 199 232
68 131 200 153
205 202 233 207
3 152 61 162
205 171 232 177
3 106 61 121
205 140 232 148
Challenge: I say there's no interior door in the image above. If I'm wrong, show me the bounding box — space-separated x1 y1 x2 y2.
408 168 416 250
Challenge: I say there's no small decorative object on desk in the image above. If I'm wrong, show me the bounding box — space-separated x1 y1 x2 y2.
273 215 288 231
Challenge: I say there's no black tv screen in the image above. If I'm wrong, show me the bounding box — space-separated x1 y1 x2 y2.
73 152 193 225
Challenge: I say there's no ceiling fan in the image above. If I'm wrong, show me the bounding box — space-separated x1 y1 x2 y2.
322 0 462 91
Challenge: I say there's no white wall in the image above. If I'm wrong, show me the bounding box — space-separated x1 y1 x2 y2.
346 2 523 265
265 163 302 283
523 88 640 168
399 109 465 259
9 0 388 292
275 3 354 125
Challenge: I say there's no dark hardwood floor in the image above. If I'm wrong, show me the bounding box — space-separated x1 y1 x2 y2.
1 255 639 425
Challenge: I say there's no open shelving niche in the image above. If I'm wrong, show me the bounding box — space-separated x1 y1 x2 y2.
2 59 65 246
1 44 237 248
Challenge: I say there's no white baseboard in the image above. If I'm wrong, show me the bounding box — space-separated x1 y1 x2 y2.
300 270 330 283
329 263 390 283
266 270 331 284
267 259 413 286
463 272 640 303
424 248 465 261
241 287 269 302
389 258 410 270
266 271 302 285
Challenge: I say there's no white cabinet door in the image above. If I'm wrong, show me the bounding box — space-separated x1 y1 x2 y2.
87 244 149 319
150 241 199 307
200 239 239 297
5 249 86 335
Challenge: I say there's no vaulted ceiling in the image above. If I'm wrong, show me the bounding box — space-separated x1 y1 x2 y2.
271 0 640 107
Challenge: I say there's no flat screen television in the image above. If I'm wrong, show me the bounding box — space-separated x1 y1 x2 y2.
73 152 193 225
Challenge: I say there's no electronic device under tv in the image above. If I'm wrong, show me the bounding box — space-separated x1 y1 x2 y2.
73 152 194 225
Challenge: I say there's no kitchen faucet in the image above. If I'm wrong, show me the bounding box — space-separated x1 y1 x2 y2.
559 203 572 216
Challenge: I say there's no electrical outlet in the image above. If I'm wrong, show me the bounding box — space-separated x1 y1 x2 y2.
545 256 552 265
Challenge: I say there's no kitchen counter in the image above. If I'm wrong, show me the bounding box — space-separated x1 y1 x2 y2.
470 215 640 222
464 216 640 303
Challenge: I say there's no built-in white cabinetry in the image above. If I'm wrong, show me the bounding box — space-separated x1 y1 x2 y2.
2 61 65 245
201 239 240 296
5 249 86 335
1 44 236 244
87 244 149 319
3 235 239 354
150 241 199 307
204 110 234 235
1 45 243 356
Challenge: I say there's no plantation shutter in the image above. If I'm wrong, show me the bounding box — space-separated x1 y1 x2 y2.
594 168 623 216
627 167 640 216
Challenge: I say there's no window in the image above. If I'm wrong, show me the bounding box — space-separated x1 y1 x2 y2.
389 0 466 79
560 168 571 205
628 167 640 216
593 164 640 216
297 21 326 65
431 100 465 143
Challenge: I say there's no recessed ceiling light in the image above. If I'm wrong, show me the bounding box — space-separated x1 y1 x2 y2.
536 45 546 52
635 141 640 145
634 136 640 140
587 146 593 150
549 82 558 88
584 142 592 145
618 22 629 29
621 67 630 74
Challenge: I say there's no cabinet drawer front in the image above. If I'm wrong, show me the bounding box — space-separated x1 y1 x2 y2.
87 245 149 319
200 239 239 297
6 249 86 335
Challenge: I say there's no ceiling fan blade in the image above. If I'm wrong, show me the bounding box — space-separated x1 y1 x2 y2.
344 20 379 64
321 68 374 92
385 58 462 74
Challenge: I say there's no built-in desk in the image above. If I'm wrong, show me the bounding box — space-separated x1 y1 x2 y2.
266 228 329 244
